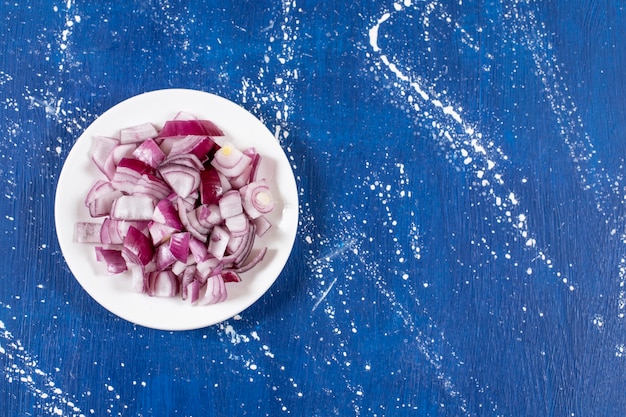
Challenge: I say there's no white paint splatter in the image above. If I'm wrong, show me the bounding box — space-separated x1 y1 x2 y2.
503 0 626 335
0 320 84 416
367 1 571 290
312 276 338 312
0 71 13 86
304 212 491 415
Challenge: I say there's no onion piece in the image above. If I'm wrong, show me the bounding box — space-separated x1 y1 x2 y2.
89 136 118 179
169 232 190 262
218 171 233 193
176 199 206 242
158 135 185 154
152 198 184 230
188 236 209 262
133 174 171 201
172 189 199 212
245 149 261 183
112 158 154 193
99 218 118 244
195 204 222 229
229 148 260 189
186 208 211 237
162 153 204 171
187 136 217 162
196 256 220 280
158 119 224 138
120 122 159 144
197 274 227 305
171 254 194 276
94 247 128 274
132 138 166 168
222 270 242 283
101 219 149 245
173 111 197 121
159 163 201 199
199 168 223 205
252 215 272 237
168 135 217 162
211 141 252 177
218 190 243 219
147 221 179 246
240 179 275 219
85 179 115 206
180 265 197 300
85 180 123 217
75 222 103 243
207 225 230 260
112 143 138 164
187 279 201 304
233 247 268 274
117 157 153 175
155 243 177 271
127 263 147 293
226 232 246 255
225 213 250 237
147 270 179 297
110 195 156 221
232 224 257 267
122 226 154 266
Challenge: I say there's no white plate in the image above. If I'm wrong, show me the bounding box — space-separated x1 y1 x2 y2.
55 89 299 331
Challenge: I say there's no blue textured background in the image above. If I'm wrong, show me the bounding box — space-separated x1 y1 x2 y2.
1 1 626 416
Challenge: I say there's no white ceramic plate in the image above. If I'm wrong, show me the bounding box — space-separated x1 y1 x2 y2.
55 89 299 331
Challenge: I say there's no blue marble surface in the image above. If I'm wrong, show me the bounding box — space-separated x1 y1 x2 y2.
1 1 626 415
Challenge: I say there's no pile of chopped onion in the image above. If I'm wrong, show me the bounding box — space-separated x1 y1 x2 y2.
75 112 275 305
